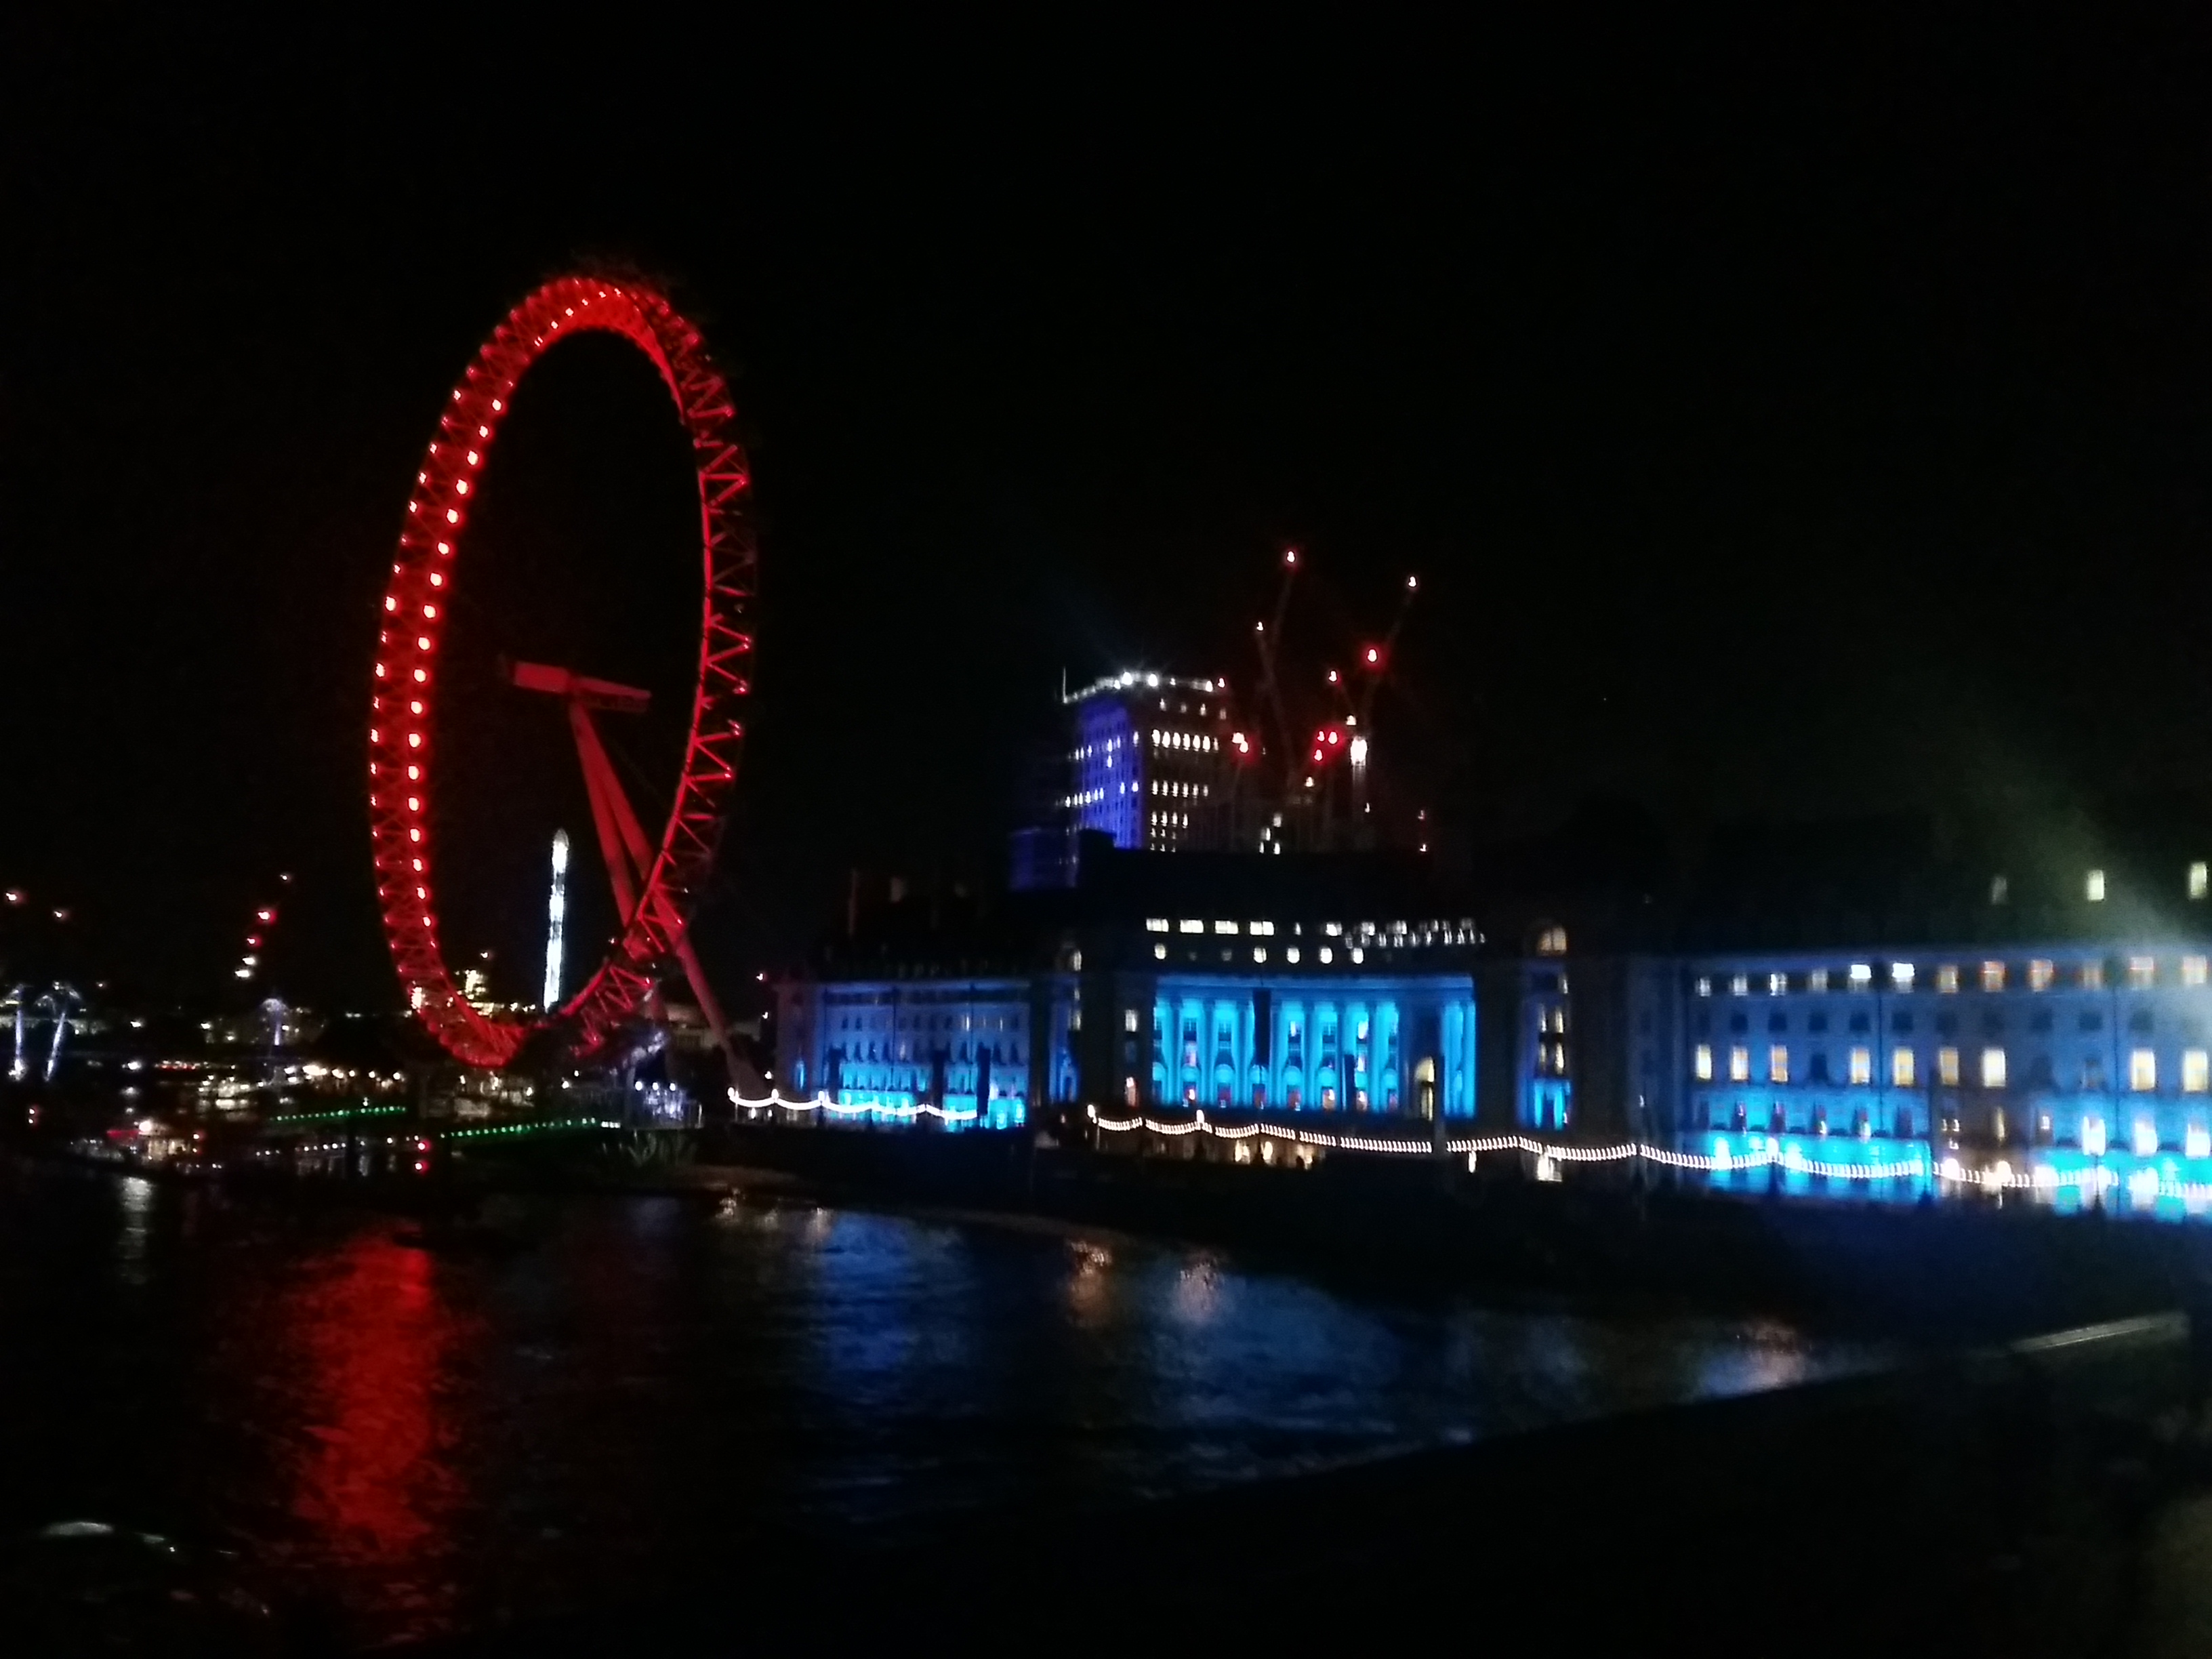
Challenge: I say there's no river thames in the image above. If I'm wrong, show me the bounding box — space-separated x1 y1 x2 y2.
0 1161 1893 1646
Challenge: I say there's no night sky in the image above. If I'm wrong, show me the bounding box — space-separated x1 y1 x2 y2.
5 17 2208 1010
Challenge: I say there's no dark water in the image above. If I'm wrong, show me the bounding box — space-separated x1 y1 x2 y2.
0 1162 1891 1646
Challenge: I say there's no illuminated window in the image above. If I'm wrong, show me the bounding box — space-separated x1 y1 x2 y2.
1145 918 1169 933
1808 968 1830 994
1891 1046 1916 1088
1768 972 1788 996
1938 1046 1961 1086
1536 926 1568 956
2087 869 2106 902
1768 1045 1789 1084
1849 1046 1871 1086
2186 1050 2209 1093
1936 965 1959 994
1990 874 2009 904
1981 1047 2007 1089
2083 1115 2108 1155
2194 861 2209 900
1728 1046 1750 1083
1694 975 1712 997
2028 960 2055 992
1980 961 2005 993
1891 963 1914 991
1214 920 1238 935
1124 1009 1139 1032
2186 956 2209 987
2131 1049 2157 1092
1694 1044 1713 1081
2082 959 2106 990
1730 975 1749 997
2135 1118 2159 1157
1849 963 1872 989
1179 919 1203 934
2129 956 2156 989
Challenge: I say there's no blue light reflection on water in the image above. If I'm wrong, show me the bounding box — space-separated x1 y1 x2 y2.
0 1169 1890 1645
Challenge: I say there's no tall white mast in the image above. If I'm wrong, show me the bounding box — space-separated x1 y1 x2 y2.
542 829 569 1010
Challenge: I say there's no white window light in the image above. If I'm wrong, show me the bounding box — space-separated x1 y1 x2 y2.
2087 868 2107 902
1729 1046 1750 1082
2135 1117 2159 1156
1729 974 1749 997
1849 963 1872 989
1891 963 1914 991
1214 920 1238 935
1695 976 1712 998
1179 919 1204 934
2193 861 2209 900
1767 972 1787 995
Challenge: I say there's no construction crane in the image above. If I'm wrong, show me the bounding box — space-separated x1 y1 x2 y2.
1251 547 1303 801
1347 573 1420 838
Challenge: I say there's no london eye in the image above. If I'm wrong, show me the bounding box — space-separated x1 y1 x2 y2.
366 274 756 1071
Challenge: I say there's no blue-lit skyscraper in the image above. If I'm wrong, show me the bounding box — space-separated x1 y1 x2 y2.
1064 670 1245 852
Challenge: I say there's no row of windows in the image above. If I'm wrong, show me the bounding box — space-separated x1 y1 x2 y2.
1694 1041 2210 1092
1151 941 1381 964
1698 954 2211 998
1989 865 2208 903
1702 1008 2179 1037
1142 917 1475 943
831 1010 1019 1033
1151 728 1220 754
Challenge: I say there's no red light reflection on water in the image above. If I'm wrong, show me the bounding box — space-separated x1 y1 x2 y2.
276 1233 467 1634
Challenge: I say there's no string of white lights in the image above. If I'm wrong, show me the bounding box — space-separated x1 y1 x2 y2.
724 1092 2212 1200
728 1089 981 1124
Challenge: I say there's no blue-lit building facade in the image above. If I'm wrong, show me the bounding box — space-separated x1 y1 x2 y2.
774 850 1481 1130
1481 808 2212 1214
778 798 2212 1216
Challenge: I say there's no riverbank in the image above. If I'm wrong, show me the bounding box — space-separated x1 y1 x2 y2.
672 1122 2200 1343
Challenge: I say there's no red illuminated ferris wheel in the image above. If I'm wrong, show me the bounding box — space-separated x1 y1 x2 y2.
367 274 756 1070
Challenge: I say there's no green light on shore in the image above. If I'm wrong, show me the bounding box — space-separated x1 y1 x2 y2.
440 1118 619 1142
266 1103 407 1126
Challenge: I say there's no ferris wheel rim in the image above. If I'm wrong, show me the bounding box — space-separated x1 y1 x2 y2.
366 274 756 1070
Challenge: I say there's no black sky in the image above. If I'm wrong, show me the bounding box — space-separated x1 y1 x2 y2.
3 15 2209 1008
